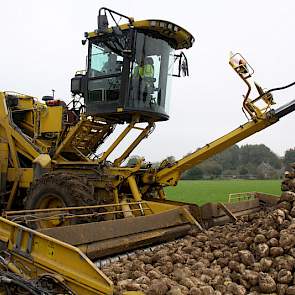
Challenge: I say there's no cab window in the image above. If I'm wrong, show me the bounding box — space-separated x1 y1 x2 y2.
89 43 123 78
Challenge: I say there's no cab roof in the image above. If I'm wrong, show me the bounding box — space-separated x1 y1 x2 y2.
86 19 195 50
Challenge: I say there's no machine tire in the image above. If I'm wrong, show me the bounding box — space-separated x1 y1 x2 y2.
25 172 94 229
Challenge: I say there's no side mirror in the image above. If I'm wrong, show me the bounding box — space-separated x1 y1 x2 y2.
173 52 189 77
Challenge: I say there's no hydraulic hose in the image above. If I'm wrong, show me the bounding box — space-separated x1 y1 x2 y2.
266 80 295 93
1 280 40 295
260 80 295 119
253 80 295 103
0 273 44 295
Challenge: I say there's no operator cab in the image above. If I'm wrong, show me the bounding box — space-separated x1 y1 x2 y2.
71 8 194 123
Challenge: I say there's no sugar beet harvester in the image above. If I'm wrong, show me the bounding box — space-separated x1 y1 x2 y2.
0 7 295 295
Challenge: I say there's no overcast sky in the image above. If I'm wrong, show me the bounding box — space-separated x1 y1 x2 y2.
1 0 294 162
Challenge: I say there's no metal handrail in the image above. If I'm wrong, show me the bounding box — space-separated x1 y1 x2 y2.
228 191 256 203
9 207 153 224
4 200 150 215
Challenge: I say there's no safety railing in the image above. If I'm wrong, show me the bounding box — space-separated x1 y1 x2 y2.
227 191 257 203
3 201 153 225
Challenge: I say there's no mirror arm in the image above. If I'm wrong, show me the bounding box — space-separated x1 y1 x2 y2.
99 7 134 27
173 52 189 77
173 53 182 77
182 53 189 76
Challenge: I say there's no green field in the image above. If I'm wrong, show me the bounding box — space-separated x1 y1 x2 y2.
165 179 281 205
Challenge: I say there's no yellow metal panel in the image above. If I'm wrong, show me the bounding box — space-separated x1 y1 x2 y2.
7 168 33 188
145 200 178 213
0 143 8 173
0 217 113 294
17 97 34 109
40 106 63 133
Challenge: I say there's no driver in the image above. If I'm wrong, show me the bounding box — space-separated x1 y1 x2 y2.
102 53 121 74
133 57 154 79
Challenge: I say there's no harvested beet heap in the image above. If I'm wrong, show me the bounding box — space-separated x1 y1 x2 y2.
102 173 295 294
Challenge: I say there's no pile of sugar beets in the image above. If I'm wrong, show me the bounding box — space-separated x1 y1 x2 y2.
102 165 295 295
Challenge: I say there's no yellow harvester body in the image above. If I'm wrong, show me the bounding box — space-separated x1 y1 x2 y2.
0 8 295 294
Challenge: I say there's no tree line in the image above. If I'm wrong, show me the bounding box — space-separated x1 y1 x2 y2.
127 145 295 180
182 145 295 180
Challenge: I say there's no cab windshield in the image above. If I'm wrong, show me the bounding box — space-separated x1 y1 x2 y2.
129 32 174 114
